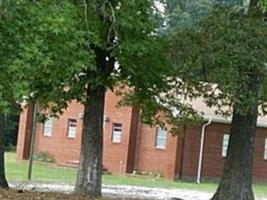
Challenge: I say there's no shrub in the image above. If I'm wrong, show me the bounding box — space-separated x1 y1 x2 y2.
34 151 56 163
6 145 16 152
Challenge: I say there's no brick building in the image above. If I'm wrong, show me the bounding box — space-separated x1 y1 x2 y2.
16 90 267 182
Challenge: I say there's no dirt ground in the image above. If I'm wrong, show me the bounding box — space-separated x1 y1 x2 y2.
0 189 96 200
3 182 267 200
0 189 132 200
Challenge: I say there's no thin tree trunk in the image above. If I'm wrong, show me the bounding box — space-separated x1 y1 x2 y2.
0 147 8 189
74 86 105 197
211 73 260 200
0 115 9 189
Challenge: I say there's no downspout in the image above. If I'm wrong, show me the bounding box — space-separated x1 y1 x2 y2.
197 118 212 184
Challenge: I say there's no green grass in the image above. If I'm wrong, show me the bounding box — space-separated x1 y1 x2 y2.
5 152 267 198
6 152 77 183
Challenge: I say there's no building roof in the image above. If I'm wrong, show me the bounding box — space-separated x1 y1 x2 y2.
190 97 267 127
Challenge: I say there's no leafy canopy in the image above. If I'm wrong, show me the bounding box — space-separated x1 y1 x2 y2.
1 0 92 115
162 0 243 33
168 6 267 115
1 0 172 123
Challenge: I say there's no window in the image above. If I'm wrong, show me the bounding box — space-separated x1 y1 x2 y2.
264 139 267 160
112 123 122 143
222 134 230 157
43 118 53 136
67 119 77 138
155 127 167 149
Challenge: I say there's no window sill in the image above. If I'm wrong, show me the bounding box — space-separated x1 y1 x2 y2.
155 147 166 150
43 135 52 137
112 141 121 144
67 137 76 140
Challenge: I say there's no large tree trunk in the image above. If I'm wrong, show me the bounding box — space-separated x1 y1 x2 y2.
74 86 105 197
74 3 114 193
211 105 258 200
211 73 260 200
211 0 261 199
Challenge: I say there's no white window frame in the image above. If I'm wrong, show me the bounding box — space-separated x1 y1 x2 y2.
222 134 230 157
112 123 122 143
264 138 267 160
43 118 53 137
155 127 167 149
67 119 77 139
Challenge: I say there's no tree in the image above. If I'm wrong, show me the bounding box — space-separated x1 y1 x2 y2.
68 1 169 197
0 0 90 188
1 0 170 197
0 2 27 188
168 0 267 199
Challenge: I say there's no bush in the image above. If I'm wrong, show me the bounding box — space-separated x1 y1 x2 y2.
6 145 16 152
34 151 56 163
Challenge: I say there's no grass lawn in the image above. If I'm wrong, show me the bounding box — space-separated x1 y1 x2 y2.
5 152 267 198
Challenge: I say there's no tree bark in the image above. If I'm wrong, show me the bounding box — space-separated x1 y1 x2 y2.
211 0 261 199
0 147 8 189
74 86 105 197
211 106 257 200
74 2 115 194
0 115 9 189
211 73 260 200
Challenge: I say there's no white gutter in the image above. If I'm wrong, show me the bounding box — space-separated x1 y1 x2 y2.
203 114 267 128
197 118 212 184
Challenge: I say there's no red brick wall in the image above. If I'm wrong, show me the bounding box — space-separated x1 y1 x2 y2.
103 91 135 174
17 94 267 182
126 107 140 173
252 128 267 182
135 124 179 179
178 125 201 181
201 123 267 182
201 123 230 181
16 91 137 175
34 101 83 165
181 122 267 182
180 123 239 181
16 105 34 160
175 127 187 179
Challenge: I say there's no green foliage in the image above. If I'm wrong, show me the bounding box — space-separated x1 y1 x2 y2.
0 0 170 119
2 0 227 136
5 145 16 152
1 1 93 111
0 1 94 153
162 0 245 33
169 6 267 115
260 0 267 11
